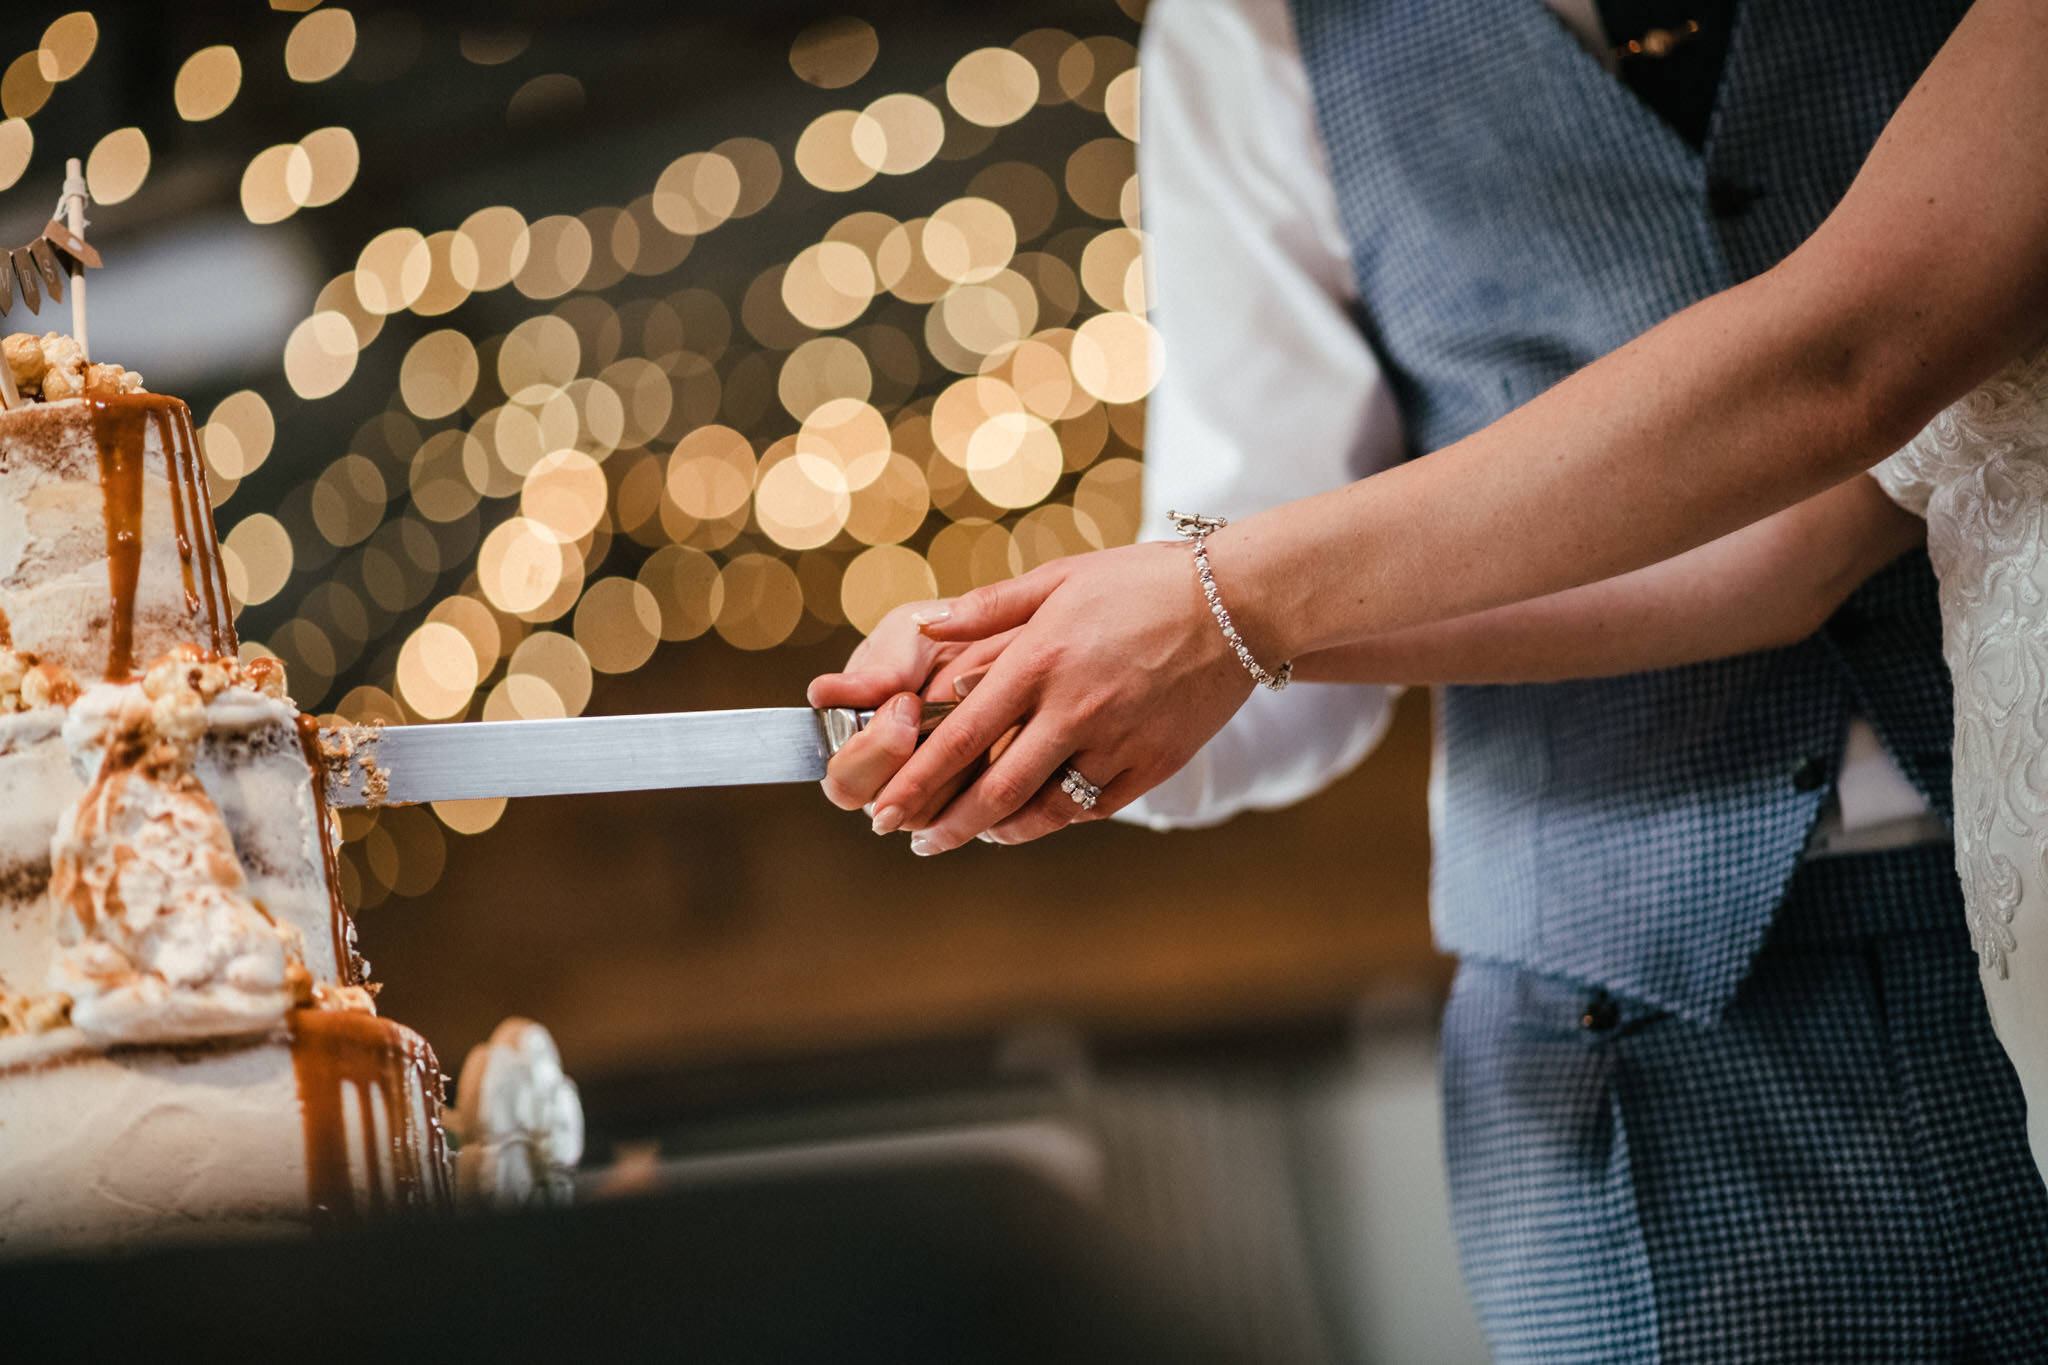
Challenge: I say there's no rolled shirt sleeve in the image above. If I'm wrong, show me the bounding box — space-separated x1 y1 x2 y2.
1115 0 1407 829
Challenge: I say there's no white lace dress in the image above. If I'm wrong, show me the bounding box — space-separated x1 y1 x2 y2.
1873 343 2048 1182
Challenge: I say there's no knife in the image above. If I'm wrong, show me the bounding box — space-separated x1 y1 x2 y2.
321 703 955 808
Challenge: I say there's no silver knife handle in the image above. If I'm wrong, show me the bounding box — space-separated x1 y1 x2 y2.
820 700 958 756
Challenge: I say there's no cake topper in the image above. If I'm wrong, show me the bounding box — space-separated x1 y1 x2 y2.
0 157 101 411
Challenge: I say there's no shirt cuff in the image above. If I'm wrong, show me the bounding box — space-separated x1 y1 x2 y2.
1115 681 1399 829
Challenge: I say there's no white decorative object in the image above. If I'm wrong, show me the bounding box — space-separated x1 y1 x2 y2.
450 1017 583 1210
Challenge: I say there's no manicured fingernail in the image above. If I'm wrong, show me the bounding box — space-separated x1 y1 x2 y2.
911 609 951 632
952 666 988 699
975 831 998 844
891 693 919 725
872 805 903 835
910 835 940 856
862 802 875 817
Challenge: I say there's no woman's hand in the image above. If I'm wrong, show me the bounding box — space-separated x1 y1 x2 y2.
805 599 1013 818
868 540 1257 853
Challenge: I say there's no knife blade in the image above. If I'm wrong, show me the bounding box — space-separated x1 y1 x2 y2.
321 703 953 808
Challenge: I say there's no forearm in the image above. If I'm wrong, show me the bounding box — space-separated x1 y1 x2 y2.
1216 0 2048 663
1293 476 1925 685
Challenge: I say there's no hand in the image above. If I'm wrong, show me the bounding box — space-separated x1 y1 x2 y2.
805 599 1014 819
868 540 1256 853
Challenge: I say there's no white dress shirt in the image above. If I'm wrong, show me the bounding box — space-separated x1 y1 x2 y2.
1116 0 1932 838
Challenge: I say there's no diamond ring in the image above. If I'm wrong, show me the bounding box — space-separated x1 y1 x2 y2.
1060 767 1101 811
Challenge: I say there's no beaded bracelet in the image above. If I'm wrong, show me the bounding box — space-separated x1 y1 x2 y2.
1167 509 1292 692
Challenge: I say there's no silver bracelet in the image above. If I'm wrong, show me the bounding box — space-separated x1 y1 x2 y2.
1168 509 1292 692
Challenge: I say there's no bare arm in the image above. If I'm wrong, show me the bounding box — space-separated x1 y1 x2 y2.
1294 476 1924 685
1217 0 2048 663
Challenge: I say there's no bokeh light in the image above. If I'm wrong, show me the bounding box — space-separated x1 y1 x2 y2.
522 450 609 542
754 444 851 551
85 127 149 204
0 118 29 192
789 17 878 89
400 330 481 419
781 241 875 330
923 197 1016 284
507 73 585 131
778 336 872 420
200 391 277 483
1066 137 1136 220
574 577 661 674
716 137 783 217
221 514 295 608
37 12 98 83
947 48 1039 127
397 621 481 720
292 127 359 208
355 228 431 313
840 545 938 634
1105 67 1140 141
285 8 356 82
509 631 593 715
1070 311 1163 403
460 205 532 290
312 455 388 546
283 311 359 398
478 517 568 616
795 109 884 194
176 45 242 120
652 151 739 234
459 27 531 66
411 229 481 315
2 55 52 120
638 545 722 641
514 214 592 299
714 555 805 651
862 93 945 176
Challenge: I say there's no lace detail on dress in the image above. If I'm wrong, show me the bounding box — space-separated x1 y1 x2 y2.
1873 345 2048 978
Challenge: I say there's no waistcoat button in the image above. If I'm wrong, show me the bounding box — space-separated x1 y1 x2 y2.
1791 757 1827 792
1707 178 1760 219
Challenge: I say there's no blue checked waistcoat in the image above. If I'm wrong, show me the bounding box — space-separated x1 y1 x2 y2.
1290 0 1967 1022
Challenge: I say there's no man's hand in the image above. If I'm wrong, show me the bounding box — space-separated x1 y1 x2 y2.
806 600 1013 824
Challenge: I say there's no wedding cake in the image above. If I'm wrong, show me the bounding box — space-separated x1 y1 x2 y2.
0 335 574 1258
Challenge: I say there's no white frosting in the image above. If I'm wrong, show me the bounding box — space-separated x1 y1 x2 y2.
48 685 301 1045
0 707 74 994
0 396 215 679
0 1029 311 1259
0 1020 444 1260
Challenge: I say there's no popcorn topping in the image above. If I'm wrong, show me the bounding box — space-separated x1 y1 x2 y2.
4 331 145 403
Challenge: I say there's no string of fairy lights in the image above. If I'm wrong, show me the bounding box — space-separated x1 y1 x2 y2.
4 3 1152 912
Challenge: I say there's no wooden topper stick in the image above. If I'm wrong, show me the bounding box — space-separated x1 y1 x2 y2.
0 347 17 411
63 158 88 362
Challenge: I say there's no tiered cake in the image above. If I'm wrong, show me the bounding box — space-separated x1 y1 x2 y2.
0 336 496 1257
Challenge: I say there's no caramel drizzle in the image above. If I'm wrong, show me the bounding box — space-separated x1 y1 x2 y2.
295 713 357 988
287 1009 452 1227
165 400 235 657
88 398 147 682
160 405 201 620
86 394 236 680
